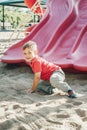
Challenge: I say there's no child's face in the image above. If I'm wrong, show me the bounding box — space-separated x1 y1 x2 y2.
23 47 36 62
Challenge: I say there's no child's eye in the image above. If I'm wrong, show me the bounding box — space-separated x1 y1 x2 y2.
24 53 26 55
28 51 32 54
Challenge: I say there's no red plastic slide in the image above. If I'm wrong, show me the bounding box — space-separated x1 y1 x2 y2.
1 0 87 72
42 0 87 72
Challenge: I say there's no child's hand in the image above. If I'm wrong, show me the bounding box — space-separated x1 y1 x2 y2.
25 88 35 93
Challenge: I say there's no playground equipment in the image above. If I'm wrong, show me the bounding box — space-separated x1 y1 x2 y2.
1 0 87 72
24 0 46 35
9 0 46 41
24 0 45 16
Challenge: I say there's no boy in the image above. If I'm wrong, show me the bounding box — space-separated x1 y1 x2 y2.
23 40 77 98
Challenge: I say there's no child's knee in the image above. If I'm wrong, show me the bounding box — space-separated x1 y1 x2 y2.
50 74 64 83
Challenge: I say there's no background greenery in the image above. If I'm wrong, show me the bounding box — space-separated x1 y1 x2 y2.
0 6 39 29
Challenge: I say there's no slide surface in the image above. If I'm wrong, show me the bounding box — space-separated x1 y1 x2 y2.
1 0 87 72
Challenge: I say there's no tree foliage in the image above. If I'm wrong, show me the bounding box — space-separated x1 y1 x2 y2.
0 6 34 29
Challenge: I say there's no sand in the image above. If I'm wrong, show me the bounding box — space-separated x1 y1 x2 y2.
0 31 87 130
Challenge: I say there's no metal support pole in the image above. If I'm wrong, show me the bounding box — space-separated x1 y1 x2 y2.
2 5 5 30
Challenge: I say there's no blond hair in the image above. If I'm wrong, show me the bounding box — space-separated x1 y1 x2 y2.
23 41 37 51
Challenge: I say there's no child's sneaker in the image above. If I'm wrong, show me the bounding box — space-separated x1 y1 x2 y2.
68 90 77 98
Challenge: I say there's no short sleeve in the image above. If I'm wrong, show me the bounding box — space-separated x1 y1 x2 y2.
33 60 42 73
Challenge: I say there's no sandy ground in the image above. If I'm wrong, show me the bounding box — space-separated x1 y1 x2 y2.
0 31 87 130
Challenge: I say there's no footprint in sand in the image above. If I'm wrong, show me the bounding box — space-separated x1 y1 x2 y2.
64 121 81 130
17 124 32 130
72 101 82 106
75 108 87 122
46 112 70 124
67 100 83 107
12 104 23 113
82 116 87 122
75 109 86 117
0 119 14 130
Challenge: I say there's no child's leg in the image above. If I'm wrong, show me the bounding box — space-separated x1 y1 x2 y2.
50 69 77 98
36 80 54 94
50 69 71 92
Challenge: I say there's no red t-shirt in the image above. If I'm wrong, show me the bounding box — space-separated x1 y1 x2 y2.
26 56 60 81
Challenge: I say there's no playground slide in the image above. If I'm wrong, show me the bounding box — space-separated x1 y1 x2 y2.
1 0 75 63
42 0 87 72
71 25 87 71
1 0 87 72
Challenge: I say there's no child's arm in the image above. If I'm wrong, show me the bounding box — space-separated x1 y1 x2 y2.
27 72 41 93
